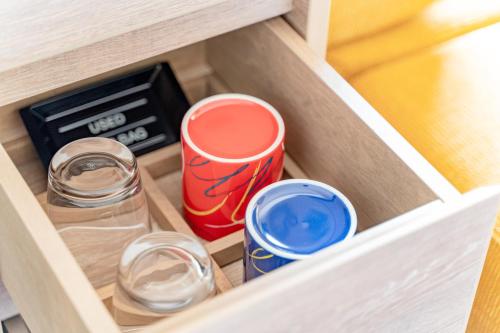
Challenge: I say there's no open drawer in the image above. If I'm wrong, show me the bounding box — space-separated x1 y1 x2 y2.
0 14 499 333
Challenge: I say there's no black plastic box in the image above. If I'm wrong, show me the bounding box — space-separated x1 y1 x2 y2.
20 63 190 168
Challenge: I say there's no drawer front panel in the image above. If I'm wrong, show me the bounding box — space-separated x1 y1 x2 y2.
0 0 293 107
148 188 500 333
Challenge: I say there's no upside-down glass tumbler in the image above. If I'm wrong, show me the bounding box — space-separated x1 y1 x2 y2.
113 231 215 329
46 137 151 287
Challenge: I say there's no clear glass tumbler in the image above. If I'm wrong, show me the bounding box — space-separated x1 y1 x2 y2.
46 137 151 288
113 231 215 328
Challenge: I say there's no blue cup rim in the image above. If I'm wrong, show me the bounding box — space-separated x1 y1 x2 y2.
245 179 357 260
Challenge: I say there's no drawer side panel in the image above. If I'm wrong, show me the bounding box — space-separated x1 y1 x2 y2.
0 145 119 333
207 18 445 230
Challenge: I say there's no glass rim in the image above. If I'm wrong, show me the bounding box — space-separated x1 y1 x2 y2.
48 137 139 201
117 231 214 313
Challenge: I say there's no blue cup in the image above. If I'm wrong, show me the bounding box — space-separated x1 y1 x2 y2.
244 179 357 281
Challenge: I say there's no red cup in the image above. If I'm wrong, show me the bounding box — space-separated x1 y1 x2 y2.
181 94 285 240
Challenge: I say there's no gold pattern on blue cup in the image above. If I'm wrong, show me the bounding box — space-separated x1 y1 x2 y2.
243 179 357 281
249 248 274 275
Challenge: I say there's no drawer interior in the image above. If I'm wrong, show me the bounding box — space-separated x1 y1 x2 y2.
0 19 446 331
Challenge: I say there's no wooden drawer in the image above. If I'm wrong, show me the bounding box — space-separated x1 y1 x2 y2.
0 3 499 333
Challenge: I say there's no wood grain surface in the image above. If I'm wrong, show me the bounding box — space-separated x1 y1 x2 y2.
0 145 119 333
0 0 292 107
221 260 243 288
146 187 500 333
285 0 332 56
